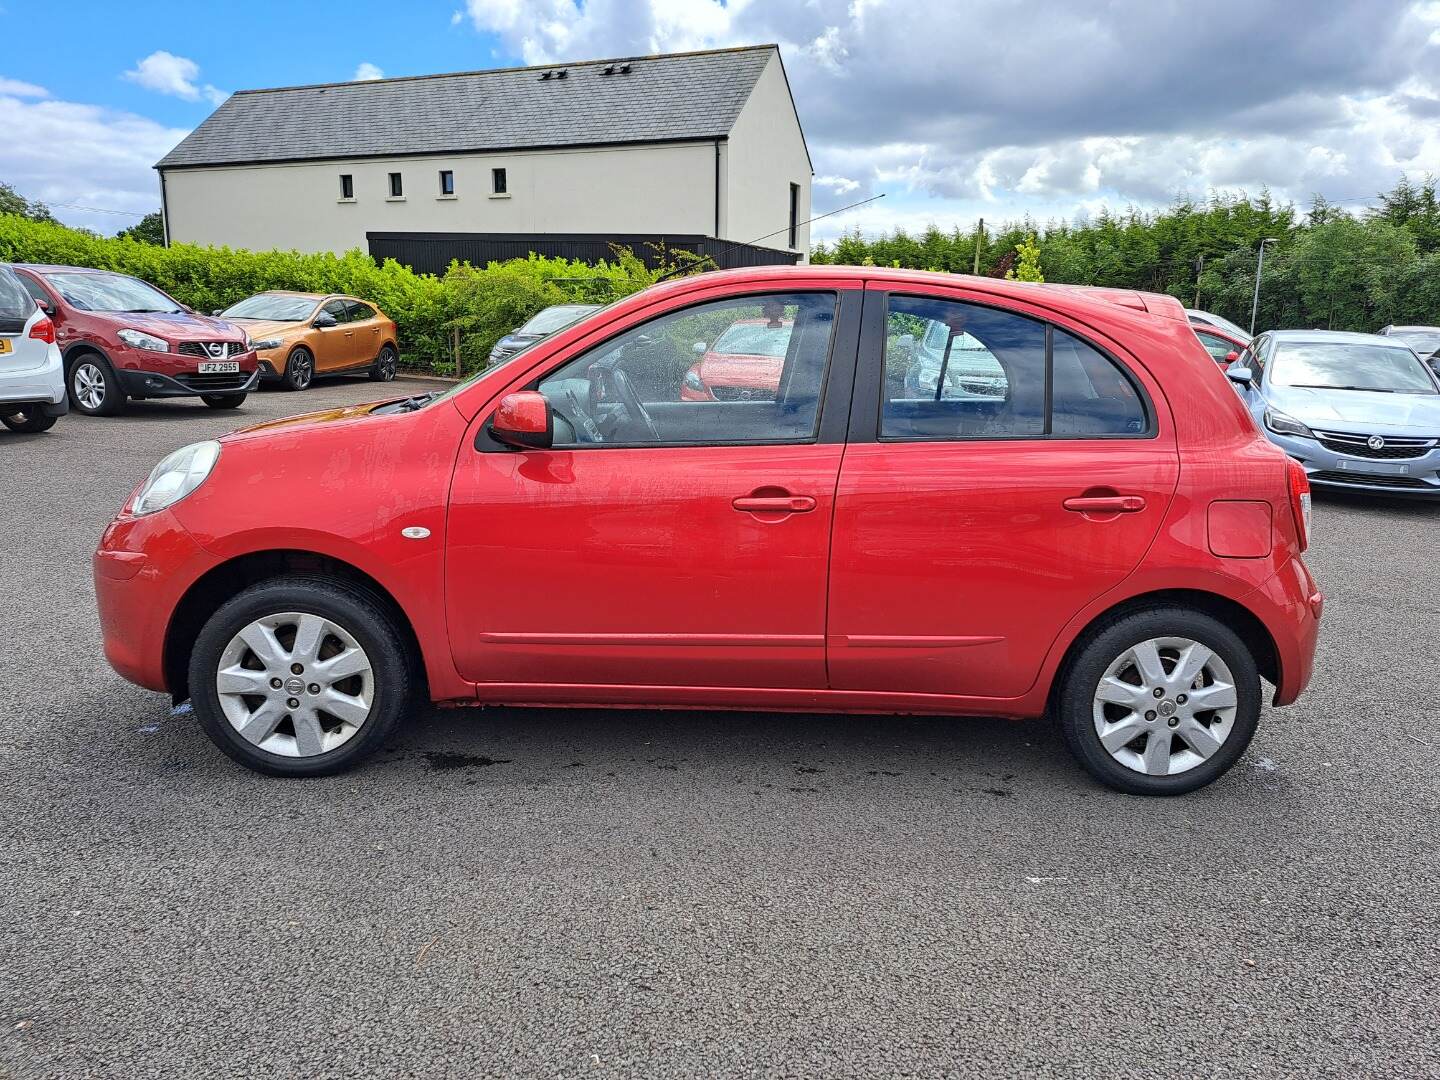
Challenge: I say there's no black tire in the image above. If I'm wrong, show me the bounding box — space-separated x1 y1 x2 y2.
68 354 126 416
369 343 398 381
1 408 58 433
1056 607 1261 796
202 393 247 409
188 575 413 777
282 347 314 391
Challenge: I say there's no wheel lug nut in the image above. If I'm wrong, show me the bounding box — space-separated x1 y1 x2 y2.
308 683 320 695
1168 717 1179 727
286 697 300 709
291 663 304 675
1176 694 1187 704
270 678 283 689
1153 687 1165 698
1145 710 1157 721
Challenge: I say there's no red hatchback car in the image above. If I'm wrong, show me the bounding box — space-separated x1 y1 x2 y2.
7 264 258 415
94 267 1322 794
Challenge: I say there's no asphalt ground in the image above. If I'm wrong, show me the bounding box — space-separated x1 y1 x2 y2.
2 374 1437 1078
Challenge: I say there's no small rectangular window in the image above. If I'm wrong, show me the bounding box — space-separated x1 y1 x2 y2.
439 170 454 196
388 172 403 198
788 183 800 249
339 174 354 199
492 167 507 195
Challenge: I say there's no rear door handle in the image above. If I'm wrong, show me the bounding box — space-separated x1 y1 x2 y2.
1063 495 1147 513
733 495 817 514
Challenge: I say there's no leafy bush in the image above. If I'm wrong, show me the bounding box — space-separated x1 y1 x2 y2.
0 213 691 373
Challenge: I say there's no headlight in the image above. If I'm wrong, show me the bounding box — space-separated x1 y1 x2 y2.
1264 409 1314 439
117 328 170 353
250 338 283 351
683 369 706 392
131 441 221 516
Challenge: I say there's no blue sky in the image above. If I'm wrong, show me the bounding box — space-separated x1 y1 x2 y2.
5 0 1440 244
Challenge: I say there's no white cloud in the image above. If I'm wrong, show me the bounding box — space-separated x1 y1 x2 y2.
0 76 48 98
0 91 186 232
123 51 227 107
353 62 385 81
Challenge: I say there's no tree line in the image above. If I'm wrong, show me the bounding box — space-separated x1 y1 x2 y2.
811 177 1440 333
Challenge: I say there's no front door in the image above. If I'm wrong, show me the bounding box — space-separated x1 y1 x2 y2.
446 286 859 690
311 299 353 372
827 288 1180 700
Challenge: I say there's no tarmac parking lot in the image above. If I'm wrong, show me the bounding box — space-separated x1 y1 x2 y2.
2 375 1437 1078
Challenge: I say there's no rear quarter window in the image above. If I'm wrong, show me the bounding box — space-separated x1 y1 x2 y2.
0 268 32 325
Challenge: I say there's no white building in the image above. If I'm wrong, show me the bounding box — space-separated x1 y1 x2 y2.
157 45 812 271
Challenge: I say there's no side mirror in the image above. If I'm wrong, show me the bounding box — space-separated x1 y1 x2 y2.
34 298 54 316
313 312 338 329
492 391 553 450
1226 366 1254 386
692 341 707 354
1224 351 1239 364
211 308 223 316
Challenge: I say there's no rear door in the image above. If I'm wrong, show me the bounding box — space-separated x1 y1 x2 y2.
344 300 382 364
446 285 861 691
827 286 1180 700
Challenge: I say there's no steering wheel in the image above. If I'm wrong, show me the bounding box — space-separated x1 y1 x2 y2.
609 368 662 441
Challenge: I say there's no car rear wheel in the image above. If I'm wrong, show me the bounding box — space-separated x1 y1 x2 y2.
201 393 247 409
369 344 398 382
1 408 58 433
69 356 125 416
188 576 412 777
1056 607 1261 795
282 347 314 391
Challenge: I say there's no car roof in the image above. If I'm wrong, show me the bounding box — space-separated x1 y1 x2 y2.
4 263 126 276
1385 325 1440 332
255 290 329 301
1267 329 1409 346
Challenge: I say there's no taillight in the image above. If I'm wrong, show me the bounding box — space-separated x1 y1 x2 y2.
1287 457 1311 552
28 316 55 344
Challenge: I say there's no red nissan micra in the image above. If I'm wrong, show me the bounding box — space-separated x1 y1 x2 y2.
94 267 1322 794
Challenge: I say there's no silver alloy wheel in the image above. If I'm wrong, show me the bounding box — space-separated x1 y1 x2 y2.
215 611 374 758
377 347 397 380
1091 636 1239 777
73 362 106 410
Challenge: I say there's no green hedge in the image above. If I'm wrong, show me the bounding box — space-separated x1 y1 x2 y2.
0 214 683 374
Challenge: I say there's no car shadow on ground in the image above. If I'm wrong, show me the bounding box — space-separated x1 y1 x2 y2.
1312 488 1440 516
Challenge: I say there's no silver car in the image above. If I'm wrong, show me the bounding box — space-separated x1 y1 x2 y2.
1227 329 1440 497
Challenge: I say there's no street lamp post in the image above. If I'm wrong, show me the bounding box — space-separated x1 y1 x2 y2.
1250 237 1279 335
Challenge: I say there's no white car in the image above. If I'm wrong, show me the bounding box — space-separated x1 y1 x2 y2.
0 265 65 433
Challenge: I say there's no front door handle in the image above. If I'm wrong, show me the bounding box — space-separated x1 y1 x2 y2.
733 494 817 514
1063 494 1147 514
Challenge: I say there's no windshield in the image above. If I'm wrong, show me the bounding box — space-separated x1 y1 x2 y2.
1271 341 1439 394
518 305 600 336
221 295 318 321
1388 329 1440 356
44 271 181 314
1189 311 1251 341
711 321 793 357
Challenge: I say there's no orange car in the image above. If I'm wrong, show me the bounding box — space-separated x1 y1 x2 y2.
218 292 399 391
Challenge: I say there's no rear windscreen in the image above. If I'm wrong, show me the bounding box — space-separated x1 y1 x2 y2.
0 269 34 333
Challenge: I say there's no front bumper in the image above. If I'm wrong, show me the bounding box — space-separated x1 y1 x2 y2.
120 367 261 399
95 508 218 693
1265 430 1440 497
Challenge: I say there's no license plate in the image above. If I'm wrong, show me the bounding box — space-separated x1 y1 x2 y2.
198 361 239 374
1336 458 1408 475
0 338 11 355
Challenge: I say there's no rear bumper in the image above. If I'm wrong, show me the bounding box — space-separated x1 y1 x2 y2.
0 344 66 409
1248 556 1323 707
120 367 260 399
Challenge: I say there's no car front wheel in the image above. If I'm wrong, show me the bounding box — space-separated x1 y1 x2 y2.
282 347 314 391
1057 607 1261 795
70 356 126 416
188 576 412 776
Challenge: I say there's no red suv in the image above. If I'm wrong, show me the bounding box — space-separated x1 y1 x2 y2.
94 267 1322 794
7 265 258 415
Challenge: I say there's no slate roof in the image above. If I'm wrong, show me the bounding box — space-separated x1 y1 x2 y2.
157 45 779 169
